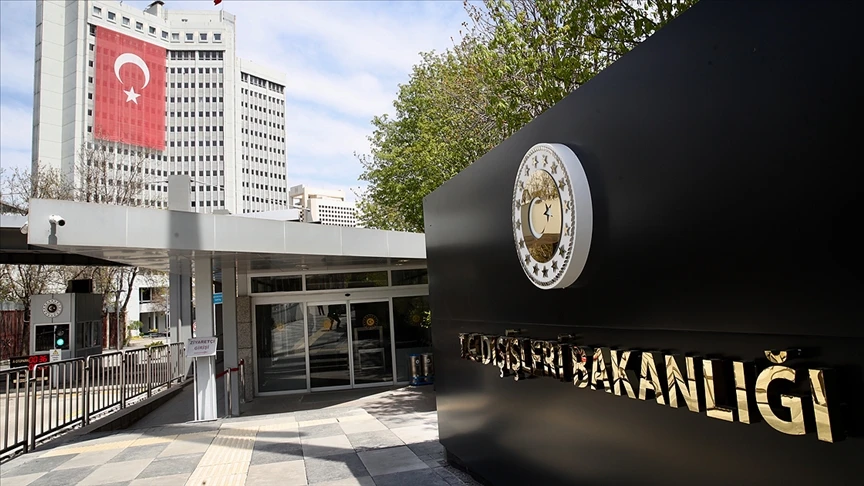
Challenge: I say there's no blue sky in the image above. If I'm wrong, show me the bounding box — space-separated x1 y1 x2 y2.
0 0 472 202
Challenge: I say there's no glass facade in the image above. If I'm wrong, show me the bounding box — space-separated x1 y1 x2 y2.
251 268 428 394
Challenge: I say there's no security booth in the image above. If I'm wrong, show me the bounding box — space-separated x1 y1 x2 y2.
29 293 104 362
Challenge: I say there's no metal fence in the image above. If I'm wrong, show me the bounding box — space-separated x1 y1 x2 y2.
0 343 186 461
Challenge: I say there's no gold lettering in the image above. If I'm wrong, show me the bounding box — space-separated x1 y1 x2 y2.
755 365 805 435
571 346 590 388
666 355 701 412
703 359 735 422
459 333 469 359
610 350 636 399
638 352 666 405
733 361 758 424
809 368 838 443
481 335 493 365
591 348 612 393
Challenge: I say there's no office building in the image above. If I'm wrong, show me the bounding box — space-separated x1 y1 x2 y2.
32 0 288 214
289 184 358 227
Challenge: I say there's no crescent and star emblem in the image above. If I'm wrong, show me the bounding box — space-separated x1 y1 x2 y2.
113 52 151 105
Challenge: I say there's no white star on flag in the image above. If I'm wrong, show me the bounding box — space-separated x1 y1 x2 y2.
124 86 141 104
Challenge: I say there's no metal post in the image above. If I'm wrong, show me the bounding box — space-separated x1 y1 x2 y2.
166 346 172 389
22 369 30 453
146 348 152 398
239 359 245 404
115 291 121 351
120 353 127 409
224 371 232 418
83 362 90 425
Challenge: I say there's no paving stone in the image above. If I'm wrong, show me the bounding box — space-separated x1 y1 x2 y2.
157 432 215 457
301 434 354 458
0 471 45 486
304 452 368 484
0 453 78 478
78 458 153 485
251 439 305 465
357 446 428 476
28 466 98 486
107 443 169 463
313 478 375 486
136 452 203 478
372 468 450 486
299 423 345 440
408 441 445 456
54 448 123 470
338 419 387 435
256 427 301 441
128 473 191 486
246 459 307 486
389 424 438 444
346 430 404 452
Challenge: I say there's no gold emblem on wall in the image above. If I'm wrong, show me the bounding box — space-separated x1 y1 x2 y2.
512 144 593 289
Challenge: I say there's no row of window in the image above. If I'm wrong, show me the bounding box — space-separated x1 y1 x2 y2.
241 73 284 94
241 156 286 167
242 168 287 176
241 115 285 129
241 89 283 104
169 140 225 147
169 110 224 117
243 195 287 204
250 270 428 294
171 67 224 74
91 8 225 44
191 200 225 207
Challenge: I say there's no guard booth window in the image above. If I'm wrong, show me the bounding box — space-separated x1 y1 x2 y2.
34 324 70 352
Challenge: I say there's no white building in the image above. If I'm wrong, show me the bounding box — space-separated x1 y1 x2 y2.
32 0 288 214
289 184 358 227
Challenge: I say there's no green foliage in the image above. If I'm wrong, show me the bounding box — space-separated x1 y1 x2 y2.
146 340 165 349
357 0 698 232
128 320 143 331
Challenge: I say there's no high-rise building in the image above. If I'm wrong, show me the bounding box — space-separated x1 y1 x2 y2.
31 0 289 214
289 184 358 227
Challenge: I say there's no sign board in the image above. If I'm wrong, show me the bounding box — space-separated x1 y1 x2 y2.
213 293 223 304
10 354 50 371
49 349 62 362
187 337 218 358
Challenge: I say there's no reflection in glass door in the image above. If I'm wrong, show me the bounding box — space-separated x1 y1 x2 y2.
350 301 393 385
306 303 351 388
255 303 307 393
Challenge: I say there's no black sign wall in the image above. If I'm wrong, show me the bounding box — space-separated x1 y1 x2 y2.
423 1 863 485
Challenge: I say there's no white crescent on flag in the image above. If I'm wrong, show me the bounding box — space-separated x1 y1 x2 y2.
114 52 151 88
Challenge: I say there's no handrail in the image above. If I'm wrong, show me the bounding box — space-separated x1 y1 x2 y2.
0 343 189 462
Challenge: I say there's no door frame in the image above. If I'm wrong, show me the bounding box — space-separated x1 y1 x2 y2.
344 297 398 389
251 288 425 396
250 301 310 397
307 300 354 392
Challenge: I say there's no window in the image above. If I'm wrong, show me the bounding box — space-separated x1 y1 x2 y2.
93 6 102 16
88 60 93 67
162 30 169 39
305 272 388 291
172 32 179 41
122 17 130 26
136 21 143 30
200 33 207 41
108 11 116 21
186 33 193 41
214 33 222 42
149 26 157 35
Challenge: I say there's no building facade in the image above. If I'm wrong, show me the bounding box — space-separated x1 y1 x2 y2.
289 184 358 227
32 0 288 214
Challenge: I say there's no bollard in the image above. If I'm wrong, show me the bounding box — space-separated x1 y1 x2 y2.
409 354 423 386
421 353 434 385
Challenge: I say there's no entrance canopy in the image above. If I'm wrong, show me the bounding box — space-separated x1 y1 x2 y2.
23 199 425 272
0 212 127 266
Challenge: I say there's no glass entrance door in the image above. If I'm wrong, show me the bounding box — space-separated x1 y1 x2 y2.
349 300 393 386
306 303 351 389
255 303 307 393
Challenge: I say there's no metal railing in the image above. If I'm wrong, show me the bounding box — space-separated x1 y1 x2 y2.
216 358 245 418
0 343 186 461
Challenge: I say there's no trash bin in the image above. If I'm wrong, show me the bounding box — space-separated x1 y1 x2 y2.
409 354 423 386
421 353 434 385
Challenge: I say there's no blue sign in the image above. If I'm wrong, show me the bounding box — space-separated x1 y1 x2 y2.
213 293 223 304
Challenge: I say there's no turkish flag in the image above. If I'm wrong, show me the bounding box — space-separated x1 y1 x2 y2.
94 28 166 151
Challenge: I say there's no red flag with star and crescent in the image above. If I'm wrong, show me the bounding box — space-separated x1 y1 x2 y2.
94 27 166 150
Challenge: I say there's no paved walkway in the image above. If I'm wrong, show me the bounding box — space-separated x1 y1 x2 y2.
0 386 478 486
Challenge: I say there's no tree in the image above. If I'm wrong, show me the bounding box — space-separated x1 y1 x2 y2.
357 0 698 232
0 136 159 348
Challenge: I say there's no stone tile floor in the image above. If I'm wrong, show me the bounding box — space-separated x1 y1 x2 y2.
0 387 481 486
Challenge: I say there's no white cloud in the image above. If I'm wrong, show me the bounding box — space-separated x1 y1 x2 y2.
1 0 472 193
